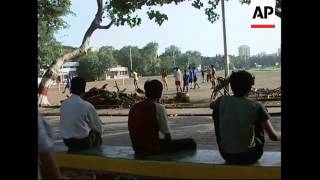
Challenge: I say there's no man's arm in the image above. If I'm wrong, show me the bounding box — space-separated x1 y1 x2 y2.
257 104 281 141
164 133 171 142
262 120 281 141
211 98 222 146
156 103 171 142
87 104 103 134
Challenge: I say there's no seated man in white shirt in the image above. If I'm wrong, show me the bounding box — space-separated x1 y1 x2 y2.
60 76 103 151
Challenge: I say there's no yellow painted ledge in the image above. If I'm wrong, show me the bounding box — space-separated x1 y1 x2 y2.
56 153 280 179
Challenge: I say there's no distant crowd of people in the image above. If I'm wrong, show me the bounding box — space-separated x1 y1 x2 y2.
123 65 218 94
171 65 217 93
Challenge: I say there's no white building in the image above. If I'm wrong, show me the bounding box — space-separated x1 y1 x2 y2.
254 63 262 68
38 62 79 85
59 62 79 81
238 45 250 58
106 65 129 80
37 62 79 85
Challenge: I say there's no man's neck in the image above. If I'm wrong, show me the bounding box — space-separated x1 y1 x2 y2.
146 98 159 103
71 94 83 98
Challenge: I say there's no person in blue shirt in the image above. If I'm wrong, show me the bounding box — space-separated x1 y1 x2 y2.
188 66 193 89
62 75 71 94
192 67 200 89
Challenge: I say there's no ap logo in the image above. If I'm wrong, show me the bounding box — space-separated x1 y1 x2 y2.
250 0 276 28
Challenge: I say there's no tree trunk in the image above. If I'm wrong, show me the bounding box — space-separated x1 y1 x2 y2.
38 0 113 107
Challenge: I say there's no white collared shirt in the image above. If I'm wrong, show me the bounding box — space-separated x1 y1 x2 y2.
60 94 103 139
174 69 182 81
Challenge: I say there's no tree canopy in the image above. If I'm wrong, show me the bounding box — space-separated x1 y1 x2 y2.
39 0 281 79
38 0 73 70
38 0 281 72
75 41 280 81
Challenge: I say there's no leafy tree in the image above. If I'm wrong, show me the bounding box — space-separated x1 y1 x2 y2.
38 0 73 70
163 45 182 57
201 55 224 70
114 46 144 74
97 46 117 73
38 35 63 71
158 45 182 72
141 42 160 75
249 53 280 68
175 54 189 69
159 55 175 73
39 0 280 106
185 50 202 67
77 46 117 81
77 51 100 81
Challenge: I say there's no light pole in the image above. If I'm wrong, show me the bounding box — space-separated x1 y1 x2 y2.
129 47 133 72
172 50 175 66
221 0 229 94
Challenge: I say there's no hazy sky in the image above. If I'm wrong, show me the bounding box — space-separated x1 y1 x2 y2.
55 0 281 57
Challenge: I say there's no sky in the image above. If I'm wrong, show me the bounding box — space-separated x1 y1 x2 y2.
55 0 281 57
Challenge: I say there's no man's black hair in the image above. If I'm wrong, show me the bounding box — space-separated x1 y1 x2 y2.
229 70 255 96
144 79 163 100
71 76 86 95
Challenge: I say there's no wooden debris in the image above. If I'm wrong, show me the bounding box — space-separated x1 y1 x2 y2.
249 87 281 100
161 92 190 104
82 81 145 109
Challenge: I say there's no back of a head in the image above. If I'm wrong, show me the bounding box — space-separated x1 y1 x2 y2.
229 70 254 97
71 76 86 95
144 80 163 100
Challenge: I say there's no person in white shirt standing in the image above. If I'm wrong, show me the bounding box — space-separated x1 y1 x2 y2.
173 66 182 93
60 76 103 151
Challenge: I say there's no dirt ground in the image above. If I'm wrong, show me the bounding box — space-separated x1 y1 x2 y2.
46 70 281 106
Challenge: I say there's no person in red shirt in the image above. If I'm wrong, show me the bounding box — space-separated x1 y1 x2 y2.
211 65 217 89
128 80 197 156
161 69 168 91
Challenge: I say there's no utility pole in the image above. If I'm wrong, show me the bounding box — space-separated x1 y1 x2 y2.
129 47 132 72
172 50 175 66
221 0 230 94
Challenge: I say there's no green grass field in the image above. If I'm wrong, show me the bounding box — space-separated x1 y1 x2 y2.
248 67 281 72
216 67 280 76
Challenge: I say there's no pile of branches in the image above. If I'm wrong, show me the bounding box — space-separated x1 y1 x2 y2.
249 87 281 100
209 76 281 102
211 77 230 100
82 81 145 109
161 92 190 105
